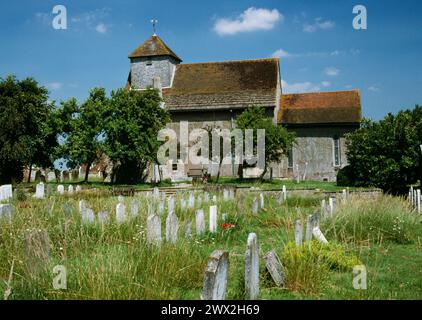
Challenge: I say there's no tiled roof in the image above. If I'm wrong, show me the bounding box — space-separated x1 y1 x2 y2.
128 34 182 62
278 90 362 124
163 58 280 111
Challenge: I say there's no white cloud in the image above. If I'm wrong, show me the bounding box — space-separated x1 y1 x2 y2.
95 23 107 34
214 7 283 36
271 48 292 58
324 67 340 76
368 86 381 92
282 80 320 94
47 82 62 90
303 17 335 33
321 81 331 87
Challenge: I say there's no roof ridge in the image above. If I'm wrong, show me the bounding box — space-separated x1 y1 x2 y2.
282 89 360 96
179 57 279 66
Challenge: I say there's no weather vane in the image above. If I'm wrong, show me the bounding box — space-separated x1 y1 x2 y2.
150 19 158 35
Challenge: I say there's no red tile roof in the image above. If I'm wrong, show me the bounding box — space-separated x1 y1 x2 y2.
278 90 362 124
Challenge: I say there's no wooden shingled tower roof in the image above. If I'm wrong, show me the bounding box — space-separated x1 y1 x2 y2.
128 34 182 62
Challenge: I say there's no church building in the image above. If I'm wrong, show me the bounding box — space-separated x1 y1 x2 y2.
125 34 362 182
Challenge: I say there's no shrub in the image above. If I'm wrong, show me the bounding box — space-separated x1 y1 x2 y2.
336 166 355 187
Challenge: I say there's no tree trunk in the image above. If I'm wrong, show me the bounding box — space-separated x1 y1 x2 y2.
84 163 91 183
216 158 223 183
27 164 32 183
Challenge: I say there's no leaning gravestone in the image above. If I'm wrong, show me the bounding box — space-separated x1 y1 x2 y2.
201 250 229 300
209 205 217 233
166 212 179 244
244 233 259 300
34 183 45 199
147 214 162 247
57 185 65 195
130 200 139 217
312 226 329 244
116 203 126 224
264 250 285 287
295 219 303 246
0 204 13 222
24 229 51 276
196 209 205 235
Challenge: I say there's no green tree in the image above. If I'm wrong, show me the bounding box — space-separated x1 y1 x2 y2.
235 106 296 180
345 105 422 194
103 88 170 184
59 88 107 183
0 75 59 184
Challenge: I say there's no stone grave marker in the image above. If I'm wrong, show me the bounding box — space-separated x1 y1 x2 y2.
82 208 95 224
63 202 72 215
34 183 45 199
153 187 160 199
158 201 165 215
223 189 229 201
201 250 229 300
57 185 65 195
166 212 179 244
75 185 81 193
212 195 217 203
78 200 86 215
116 203 126 224
0 204 13 221
197 195 202 206
0 184 13 201
147 214 162 247
244 233 259 300
168 196 175 214
259 193 264 209
282 185 287 201
209 205 217 233
131 200 139 217
329 197 334 218
252 198 259 215
321 199 327 220
24 229 51 276
229 189 235 199
264 250 285 287
204 192 209 203
47 184 53 197
184 220 192 239
312 226 329 244
118 195 124 203
68 185 74 195
305 215 313 242
188 193 195 208
196 209 205 235
98 211 109 224
295 219 303 246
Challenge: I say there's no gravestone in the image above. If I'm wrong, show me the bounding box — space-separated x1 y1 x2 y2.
252 198 259 215
204 192 209 203
282 185 287 201
321 199 327 220
158 201 165 215
197 195 203 206
118 195 124 203
295 219 303 246
342 189 347 202
57 185 65 195
63 202 72 215
201 250 229 300
188 193 195 208
180 199 187 210
78 200 86 215
264 250 285 287
417 189 421 214
305 215 313 242
212 195 217 203
75 185 82 193
196 209 205 235
98 211 109 224
209 205 217 233
148 203 155 217
131 200 139 217
166 212 179 244
312 226 329 244
68 185 74 195
244 233 259 300
312 211 319 228
329 197 334 218
116 203 126 223
236 192 244 214
24 229 51 276
223 189 229 201
229 189 235 199
168 196 175 214
34 183 45 199
259 193 264 209
153 187 160 199
184 220 192 239
0 204 13 221
147 214 162 247
47 184 53 197
82 208 95 224
278 191 284 204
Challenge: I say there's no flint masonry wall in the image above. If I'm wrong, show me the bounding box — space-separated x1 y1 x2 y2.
130 56 179 89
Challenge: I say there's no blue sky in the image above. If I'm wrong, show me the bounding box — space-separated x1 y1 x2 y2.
0 0 421 120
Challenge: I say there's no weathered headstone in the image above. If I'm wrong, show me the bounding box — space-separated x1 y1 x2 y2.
24 229 51 275
0 184 13 201
244 233 259 300
201 250 229 300
312 226 329 244
147 214 162 247
184 220 192 239
197 195 203 206
264 250 285 287
209 205 217 233
295 219 303 246
130 200 139 217
118 195 124 203
34 183 45 199
116 203 126 224
252 198 259 215
153 187 160 199
98 211 109 224
188 193 195 208
229 189 235 199
63 202 72 215
282 185 287 201
180 199 187 210
223 189 229 201
329 197 334 218
259 193 264 209
417 189 421 214
321 199 327 220
57 185 65 195
78 200 86 215
68 185 74 195
204 192 209 203
158 201 165 215
166 212 179 244
0 204 13 221
168 196 175 214
278 191 284 204
305 215 313 242
47 184 53 197
82 208 95 224
212 195 217 203
75 185 81 193
196 209 205 235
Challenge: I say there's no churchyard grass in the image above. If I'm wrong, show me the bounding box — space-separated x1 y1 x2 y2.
0 188 421 300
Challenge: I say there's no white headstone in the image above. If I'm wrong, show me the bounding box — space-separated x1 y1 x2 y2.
305 215 313 242
244 233 259 300
188 193 195 208
0 204 13 221
68 185 74 195
209 205 217 233
329 197 334 218
147 214 162 247
78 200 86 215
252 198 259 215
57 185 65 195
223 189 229 201
98 211 109 224
264 250 285 287
321 199 327 220
75 185 81 193
166 212 179 244
82 208 95 224
282 185 287 201
196 209 205 235
312 226 328 244
259 193 264 209
201 250 229 300
130 200 139 217
34 183 45 199
212 195 217 203
295 220 303 246
417 189 421 214
0 184 13 201
116 203 126 224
